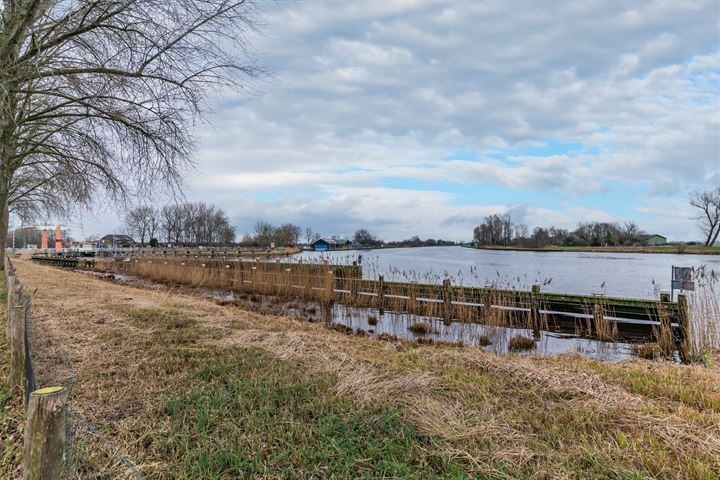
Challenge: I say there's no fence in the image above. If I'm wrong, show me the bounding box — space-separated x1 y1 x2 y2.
31 254 689 349
4 255 143 479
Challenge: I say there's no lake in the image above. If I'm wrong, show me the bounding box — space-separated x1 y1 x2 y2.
294 246 720 299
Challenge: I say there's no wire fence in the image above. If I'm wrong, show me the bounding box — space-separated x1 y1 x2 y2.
5 256 144 479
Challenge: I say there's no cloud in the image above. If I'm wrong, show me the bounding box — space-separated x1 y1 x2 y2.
57 1 719 242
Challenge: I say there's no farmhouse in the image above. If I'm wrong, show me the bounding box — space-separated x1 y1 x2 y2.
99 234 136 248
642 234 667 246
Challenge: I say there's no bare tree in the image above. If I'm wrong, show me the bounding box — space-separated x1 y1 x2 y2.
254 221 274 246
353 228 376 245
690 188 720 247
124 206 157 246
0 0 264 266
161 204 183 245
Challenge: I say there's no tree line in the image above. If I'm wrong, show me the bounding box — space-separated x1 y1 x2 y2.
473 214 652 248
125 203 235 247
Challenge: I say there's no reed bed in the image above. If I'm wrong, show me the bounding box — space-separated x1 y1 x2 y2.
85 255 717 360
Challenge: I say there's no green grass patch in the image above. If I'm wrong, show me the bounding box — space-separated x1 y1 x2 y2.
583 360 720 412
146 347 463 479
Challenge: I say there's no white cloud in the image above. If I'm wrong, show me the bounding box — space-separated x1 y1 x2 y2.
58 1 720 241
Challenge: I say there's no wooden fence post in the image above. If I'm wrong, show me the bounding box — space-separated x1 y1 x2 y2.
325 270 336 305
677 293 689 363
6 274 16 339
442 279 452 325
530 284 541 338
378 275 385 314
408 282 417 314
24 386 68 480
9 303 26 390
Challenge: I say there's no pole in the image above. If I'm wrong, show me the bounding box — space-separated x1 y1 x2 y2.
24 386 68 480
670 265 674 301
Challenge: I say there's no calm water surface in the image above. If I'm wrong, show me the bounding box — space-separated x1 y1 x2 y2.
295 246 719 299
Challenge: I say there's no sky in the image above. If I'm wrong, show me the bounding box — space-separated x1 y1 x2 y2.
79 0 719 242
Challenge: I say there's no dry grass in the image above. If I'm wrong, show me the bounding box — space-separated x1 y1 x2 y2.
507 335 535 352
9 259 720 479
630 342 660 360
408 322 430 335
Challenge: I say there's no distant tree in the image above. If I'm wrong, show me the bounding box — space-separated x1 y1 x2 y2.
353 229 376 245
219 226 236 246
473 214 513 246
690 188 720 247
305 227 315 244
124 206 157 246
149 238 159 248
274 223 301 246
254 221 275 246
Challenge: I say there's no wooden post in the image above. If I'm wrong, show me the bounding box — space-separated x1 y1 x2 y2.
326 270 335 305
378 275 385 314
24 386 68 480
6 274 16 339
677 293 689 363
408 282 417 314
442 279 452 325
530 284 541 338
350 275 358 302
10 304 26 390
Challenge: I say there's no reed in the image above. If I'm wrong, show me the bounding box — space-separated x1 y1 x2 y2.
629 342 660 360
86 256 697 356
507 335 535 352
408 322 431 335
683 267 720 362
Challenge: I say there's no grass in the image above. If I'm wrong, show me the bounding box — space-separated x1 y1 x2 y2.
507 335 535 352
408 322 430 335
9 259 720 479
0 271 24 480
154 348 460 479
629 342 660 360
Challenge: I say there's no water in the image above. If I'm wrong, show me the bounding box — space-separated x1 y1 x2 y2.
78 266 665 361
331 304 635 361
294 246 720 300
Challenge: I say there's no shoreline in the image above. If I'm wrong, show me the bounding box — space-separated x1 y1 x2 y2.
463 245 720 255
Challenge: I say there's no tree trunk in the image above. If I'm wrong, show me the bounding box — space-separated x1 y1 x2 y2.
0 196 9 270
710 223 720 247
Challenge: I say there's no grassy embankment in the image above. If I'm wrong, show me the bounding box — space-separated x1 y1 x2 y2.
470 245 720 255
5 259 720 479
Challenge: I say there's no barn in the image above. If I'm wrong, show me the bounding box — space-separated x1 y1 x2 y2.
311 238 336 251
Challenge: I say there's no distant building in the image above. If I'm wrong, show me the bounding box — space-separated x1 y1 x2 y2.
642 234 667 246
311 238 335 251
311 238 352 251
99 234 136 248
